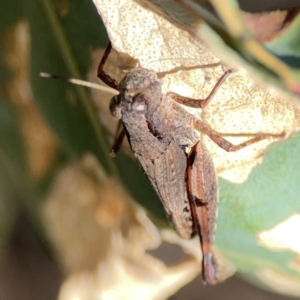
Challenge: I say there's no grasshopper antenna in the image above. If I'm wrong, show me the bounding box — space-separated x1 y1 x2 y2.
40 72 119 95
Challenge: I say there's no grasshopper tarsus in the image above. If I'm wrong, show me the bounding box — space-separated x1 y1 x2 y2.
202 252 218 285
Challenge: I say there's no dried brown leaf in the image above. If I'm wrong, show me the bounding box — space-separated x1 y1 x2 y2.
4 22 59 179
241 10 288 42
92 0 300 183
43 153 203 299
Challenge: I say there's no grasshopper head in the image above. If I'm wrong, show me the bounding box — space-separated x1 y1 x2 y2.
109 68 162 119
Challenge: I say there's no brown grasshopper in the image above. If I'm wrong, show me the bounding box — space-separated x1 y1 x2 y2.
96 43 284 284
40 42 285 284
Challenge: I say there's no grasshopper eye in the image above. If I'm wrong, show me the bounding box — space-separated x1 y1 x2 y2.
109 95 122 119
132 93 148 114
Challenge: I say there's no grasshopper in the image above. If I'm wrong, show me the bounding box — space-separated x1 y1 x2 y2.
42 42 284 284
97 43 285 284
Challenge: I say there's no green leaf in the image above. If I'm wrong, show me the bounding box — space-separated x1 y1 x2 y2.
217 132 300 285
27 0 116 173
0 160 17 260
